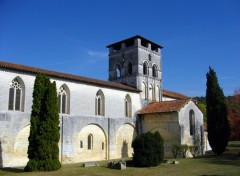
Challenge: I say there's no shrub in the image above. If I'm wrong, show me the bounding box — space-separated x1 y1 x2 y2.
179 145 189 158
189 145 199 158
171 145 180 158
132 132 164 167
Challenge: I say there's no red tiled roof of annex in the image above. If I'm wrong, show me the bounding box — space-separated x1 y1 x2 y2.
138 99 191 115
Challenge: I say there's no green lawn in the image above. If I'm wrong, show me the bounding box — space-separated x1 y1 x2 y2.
227 141 240 150
0 145 240 176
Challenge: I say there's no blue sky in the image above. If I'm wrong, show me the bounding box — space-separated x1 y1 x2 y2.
0 0 240 97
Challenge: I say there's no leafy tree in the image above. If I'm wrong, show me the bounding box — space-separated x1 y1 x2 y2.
227 88 240 140
206 67 230 155
25 74 61 171
197 103 207 122
193 96 206 104
132 132 164 167
193 97 207 122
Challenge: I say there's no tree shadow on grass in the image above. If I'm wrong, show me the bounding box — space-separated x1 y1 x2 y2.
197 151 240 167
0 167 24 173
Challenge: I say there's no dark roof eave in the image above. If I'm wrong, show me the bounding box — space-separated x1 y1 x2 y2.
139 110 178 115
106 35 163 49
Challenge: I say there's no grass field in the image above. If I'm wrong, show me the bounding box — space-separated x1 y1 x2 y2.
0 144 240 176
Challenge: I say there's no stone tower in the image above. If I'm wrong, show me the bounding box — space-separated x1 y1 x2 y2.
107 35 163 105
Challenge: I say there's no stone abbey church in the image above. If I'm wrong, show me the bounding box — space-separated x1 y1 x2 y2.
0 35 207 167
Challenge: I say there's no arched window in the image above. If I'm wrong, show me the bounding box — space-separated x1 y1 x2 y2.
156 85 160 101
149 84 153 101
152 64 157 77
127 62 132 75
189 110 195 136
143 61 148 75
115 64 121 78
125 94 132 117
141 82 147 100
95 90 105 116
58 85 70 114
87 134 93 150
8 78 24 111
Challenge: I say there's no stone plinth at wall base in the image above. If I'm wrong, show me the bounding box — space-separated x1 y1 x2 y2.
83 162 99 167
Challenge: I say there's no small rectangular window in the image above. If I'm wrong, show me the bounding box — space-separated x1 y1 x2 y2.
102 142 104 150
80 141 83 148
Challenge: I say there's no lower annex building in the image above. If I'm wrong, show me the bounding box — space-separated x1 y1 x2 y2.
0 35 209 167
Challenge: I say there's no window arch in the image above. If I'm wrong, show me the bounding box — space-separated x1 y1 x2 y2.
115 64 121 78
95 90 105 116
58 85 70 114
141 82 147 100
125 94 132 117
143 61 148 75
189 110 195 136
152 64 158 77
8 77 25 111
87 134 93 150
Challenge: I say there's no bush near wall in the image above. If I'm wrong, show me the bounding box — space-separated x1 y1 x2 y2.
132 132 164 167
171 144 200 158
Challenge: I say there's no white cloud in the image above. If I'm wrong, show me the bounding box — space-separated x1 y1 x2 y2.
87 50 108 58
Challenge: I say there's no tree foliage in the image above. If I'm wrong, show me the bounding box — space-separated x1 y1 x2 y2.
132 132 164 167
25 73 61 171
206 67 230 155
227 88 240 140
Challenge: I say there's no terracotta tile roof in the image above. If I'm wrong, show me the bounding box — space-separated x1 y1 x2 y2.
138 99 191 115
162 89 190 100
0 60 140 93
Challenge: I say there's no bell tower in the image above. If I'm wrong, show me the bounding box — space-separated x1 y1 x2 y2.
107 35 163 104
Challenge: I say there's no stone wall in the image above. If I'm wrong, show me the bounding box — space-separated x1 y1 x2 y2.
0 68 141 117
0 68 140 167
141 112 180 157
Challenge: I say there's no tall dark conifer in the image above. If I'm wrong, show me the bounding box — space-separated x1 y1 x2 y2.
206 67 230 155
26 73 47 162
25 74 61 171
37 80 61 170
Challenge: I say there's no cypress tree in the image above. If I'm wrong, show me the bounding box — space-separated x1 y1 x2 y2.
37 80 61 170
206 67 230 155
25 74 61 171
25 73 47 171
